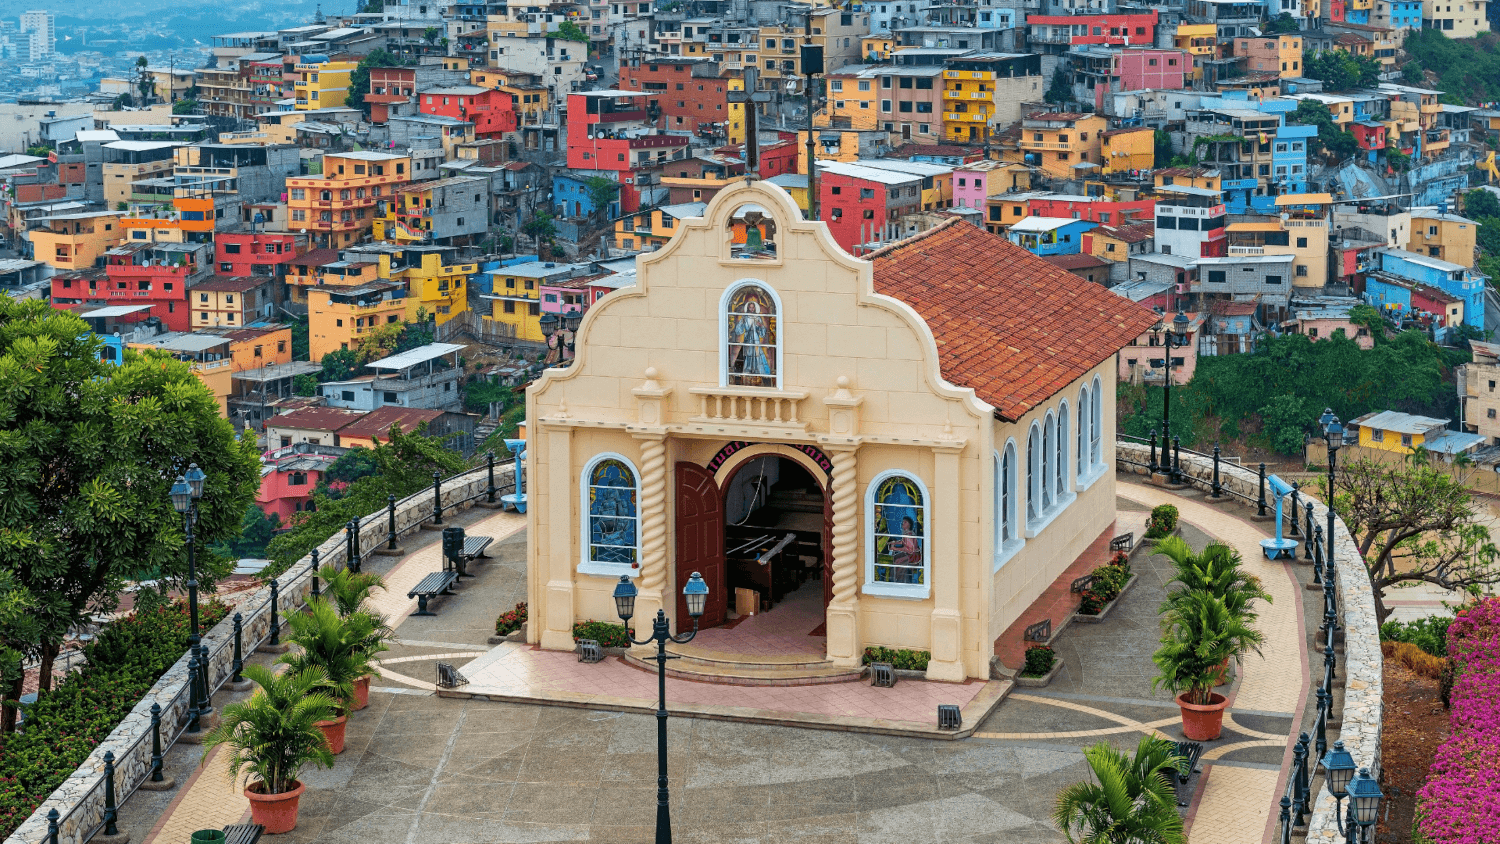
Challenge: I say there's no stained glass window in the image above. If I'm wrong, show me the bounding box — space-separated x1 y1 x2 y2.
586 458 638 567
725 284 778 388
872 474 926 585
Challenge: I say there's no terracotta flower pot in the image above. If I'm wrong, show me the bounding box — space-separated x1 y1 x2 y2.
353 676 371 711
316 714 347 754
1176 692 1229 741
245 780 304 834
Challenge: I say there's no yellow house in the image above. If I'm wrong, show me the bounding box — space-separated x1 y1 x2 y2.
295 58 358 110
1350 410 1450 454
307 281 409 361
726 76 747 146
521 179 1157 681
765 174 810 214
1020 112 1107 178
1154 166 1222 192
480 260 580 343
983 190 1048 235
1087 222 1157 262
612 202 707 252
26 211 124 271
1100 127 1155 174
1407 208 1477 268
820 72 882 134
861 34 894 61
942 65 1000 144
368 245 475 324
1175 23 1217 80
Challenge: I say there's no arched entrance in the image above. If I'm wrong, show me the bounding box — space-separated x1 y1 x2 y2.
674 444 833 660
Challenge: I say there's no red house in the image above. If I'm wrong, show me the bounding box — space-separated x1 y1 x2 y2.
618 58 732 137
420 85 518 138
51 242 210 332
566 91 691 213
368 67 418 124
214 231 311 278
1352 121 1386 153
818 162 923 255
1027 195 1155 225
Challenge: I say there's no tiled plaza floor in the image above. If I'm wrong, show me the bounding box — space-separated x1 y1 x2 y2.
113 481 1319 844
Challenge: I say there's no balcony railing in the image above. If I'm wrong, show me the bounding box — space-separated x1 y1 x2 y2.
688 386 808 428
945 112 988 122
1228 245 1265 255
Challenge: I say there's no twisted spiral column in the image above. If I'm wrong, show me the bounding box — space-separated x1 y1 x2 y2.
830 447 859 605
637 434 668 595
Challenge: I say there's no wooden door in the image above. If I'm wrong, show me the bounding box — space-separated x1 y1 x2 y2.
823 478 834 608
675 462 727 629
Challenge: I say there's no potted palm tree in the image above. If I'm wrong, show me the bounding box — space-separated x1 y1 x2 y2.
1152 590 1265 740
1156 536 1272 686
200 664 337 834
318 566 394 710
279 599 383 752
1053 736 1187 844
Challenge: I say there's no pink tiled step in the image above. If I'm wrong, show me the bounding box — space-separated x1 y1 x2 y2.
623 652 866 685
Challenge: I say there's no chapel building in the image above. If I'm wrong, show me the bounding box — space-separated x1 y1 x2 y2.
524 180 1156 682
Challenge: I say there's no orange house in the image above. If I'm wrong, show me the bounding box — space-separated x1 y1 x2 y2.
286 151 412 249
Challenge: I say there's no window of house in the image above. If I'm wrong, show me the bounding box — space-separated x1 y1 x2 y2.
580 454 640 576
722 282 779 389
866 472 929 597
1371 429 1385 442
995 442 1022 567
1401 434 1413 447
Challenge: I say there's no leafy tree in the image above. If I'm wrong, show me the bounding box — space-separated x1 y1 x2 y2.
217 505 281 559
1264 12 1300 33
1291 99 1358 159
320 348 360 381
1258 393 1310 455
464 375 513 414
25 143 52 158
1044 66 1071 105
0 569 40 733
1052 737 1187 844
524 211 558 242
0 300 260 710
355 321 404 364
263 426 465 575
583 175 620 221
1465 187 1500 219
290 315 309 360
1330 457 1500 624
345 48 399 114
293 373 319 397
135 56 156 104
172 98 197 115
1387 149 1411 172
1302 49 1380 91
1403 28 1500 104
1153 129 1174 168
318 448 380 498
397 311 434 352
549 21 590 43
423 26 441 45
1401 60 1425 84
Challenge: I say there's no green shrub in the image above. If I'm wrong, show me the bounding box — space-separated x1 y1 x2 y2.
1145 504 1179 539
572 620 633 649
860 646 931 671
495 602 527 636
1379 615 1452 658
1022 645 1056 677
0 600 228 838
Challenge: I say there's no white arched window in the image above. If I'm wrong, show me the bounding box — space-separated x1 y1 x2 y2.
1077 385 1090 479
995 441 1023 569
1027 423 1040 523
1091 375 1103 468
579 453 640 577
1042 412 1055 509
1056 403 1069 497
720 280 781 389
865 471 930 599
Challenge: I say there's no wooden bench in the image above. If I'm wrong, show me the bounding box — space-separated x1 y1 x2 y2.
222 823 264 844
408 570 459 616
444 535 494 579
1172 741 1205 808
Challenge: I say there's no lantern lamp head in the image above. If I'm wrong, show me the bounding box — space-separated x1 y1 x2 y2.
613 575 638 623
683 571 708 617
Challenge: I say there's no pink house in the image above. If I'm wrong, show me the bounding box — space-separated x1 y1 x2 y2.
1071 46 1189 110
951 161 1031 211
255 445 345 524
1117 311 1205 386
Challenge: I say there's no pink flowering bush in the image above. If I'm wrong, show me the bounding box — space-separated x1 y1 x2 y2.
1415 598 1500 844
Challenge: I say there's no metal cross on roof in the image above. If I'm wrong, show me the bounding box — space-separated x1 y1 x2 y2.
727 67 773 178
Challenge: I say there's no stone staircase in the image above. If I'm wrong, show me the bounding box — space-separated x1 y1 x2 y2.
623 646 864 686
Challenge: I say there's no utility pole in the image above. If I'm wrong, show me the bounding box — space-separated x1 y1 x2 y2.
728 66 771 178
801 10 823 221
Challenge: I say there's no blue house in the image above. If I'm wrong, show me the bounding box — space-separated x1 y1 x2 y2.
1386 1 1422 28
1005 217 1096 256
1195 93 1314 214
554 172 621 221
1376 248 1487 330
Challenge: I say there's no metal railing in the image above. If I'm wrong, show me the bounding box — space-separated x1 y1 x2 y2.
33 456 518 844
1116 432 1259 509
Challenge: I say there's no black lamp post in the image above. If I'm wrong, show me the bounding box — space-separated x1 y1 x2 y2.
613 572 709 844
1157 311 1190 483
1319 408 1344 570
170 462 208 647
541 309 585 366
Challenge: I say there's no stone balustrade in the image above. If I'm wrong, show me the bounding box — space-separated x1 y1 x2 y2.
3 463 515 844
1115 442 1382 843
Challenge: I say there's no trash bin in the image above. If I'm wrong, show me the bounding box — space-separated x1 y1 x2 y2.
190 831 226 844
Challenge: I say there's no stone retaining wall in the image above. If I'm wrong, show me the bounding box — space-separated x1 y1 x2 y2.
3 464 515 844
1116 443 1381 844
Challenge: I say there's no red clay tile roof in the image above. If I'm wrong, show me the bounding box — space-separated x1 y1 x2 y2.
338 406 446 440
868 219 1158 422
